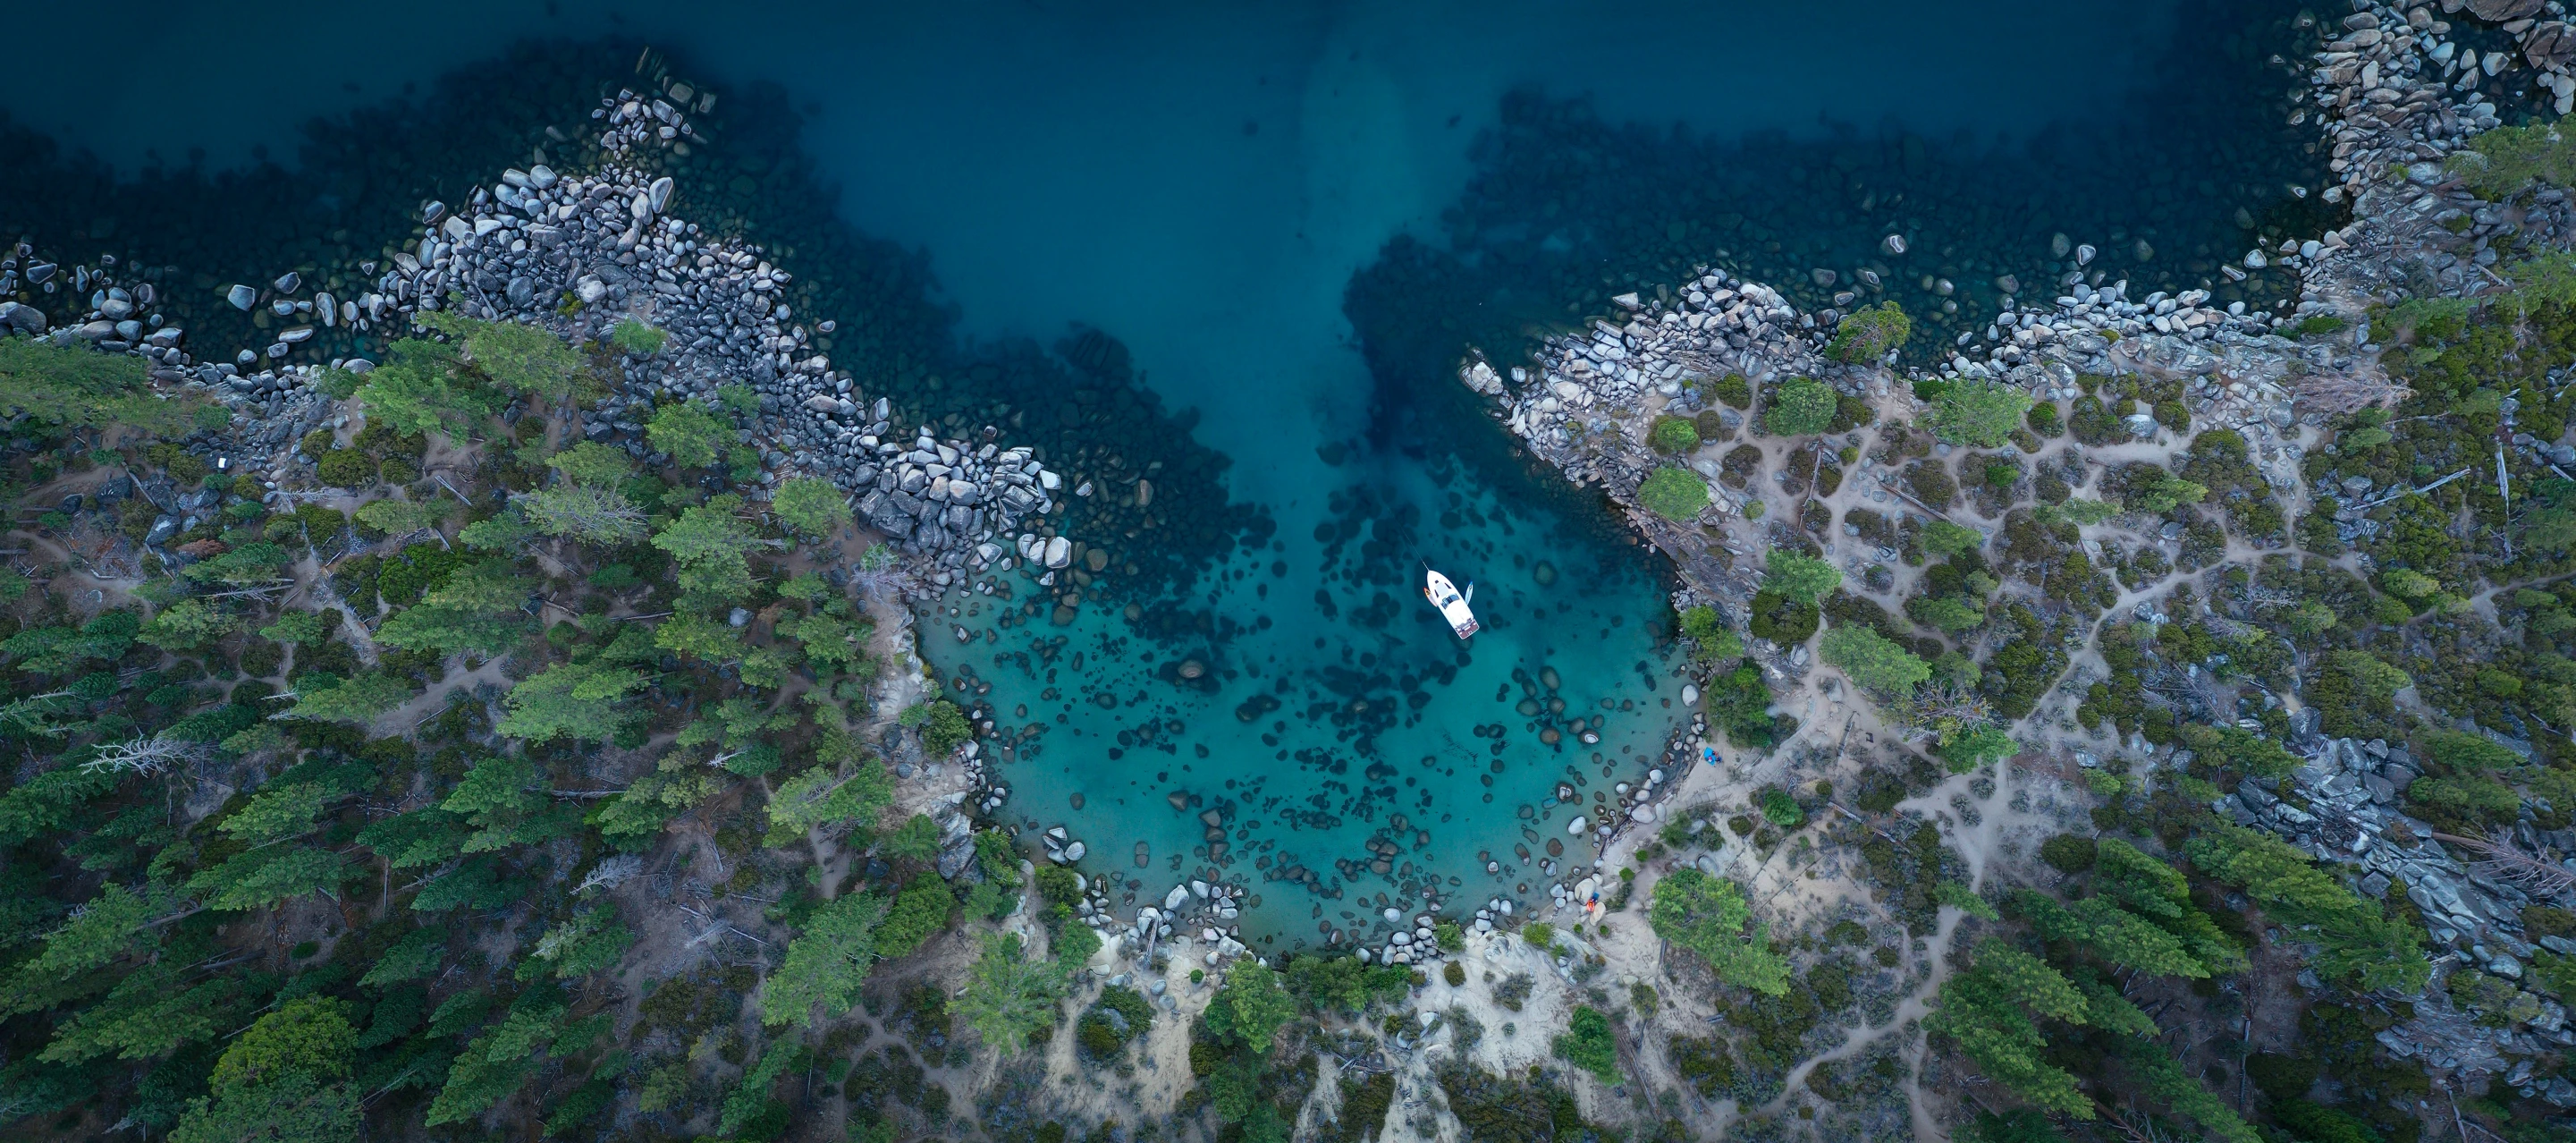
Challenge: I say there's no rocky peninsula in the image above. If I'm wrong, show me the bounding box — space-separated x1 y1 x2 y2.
1427 0 2576 1133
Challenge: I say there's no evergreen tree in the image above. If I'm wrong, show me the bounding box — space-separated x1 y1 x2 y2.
277 672 418 725
1820 626 1930 695
0 337 207 436
951 932 1068 1054
762 892 888 1027
652 495 765 606
1761 548 1843 603
170 999 360 1143
773 476 851 538
1765 377 1836 436
1647 868 1790 995
1923 940 2095 1118
647 402 734 469
1205 961 1298 1054
375 561 534 656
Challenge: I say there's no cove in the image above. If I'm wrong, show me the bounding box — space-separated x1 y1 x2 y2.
0 0 2333 948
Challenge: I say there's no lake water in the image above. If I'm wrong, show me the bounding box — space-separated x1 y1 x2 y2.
0 0 2335 946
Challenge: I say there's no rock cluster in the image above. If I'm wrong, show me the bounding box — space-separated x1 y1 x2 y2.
2299 0 2576 307
2228 727 2532 958
1066 872 1258 972
2226 715 2576 1100
1466 276 1829 491
1474 272 2310 525
1 87 1085 591
1353 910 1446 966
367 90 1068 577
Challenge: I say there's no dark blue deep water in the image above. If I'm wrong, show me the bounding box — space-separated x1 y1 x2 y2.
0 0 2335 945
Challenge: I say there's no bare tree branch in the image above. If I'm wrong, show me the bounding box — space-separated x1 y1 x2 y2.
81 733 215 777
2433 832 2576 902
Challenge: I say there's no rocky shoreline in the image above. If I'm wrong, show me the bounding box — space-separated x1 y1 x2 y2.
1456 0 2576 1109
4 88 1080 577
0 83 1319 973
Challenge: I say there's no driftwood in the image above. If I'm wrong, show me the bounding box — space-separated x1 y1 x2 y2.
2295 368 2411 416
2353 467 2473 510
2431 831 2576 902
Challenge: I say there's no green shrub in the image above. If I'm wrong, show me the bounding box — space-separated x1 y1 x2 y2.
2025 402 2063 437
1637 467 1709 520
2524 906 2576 941
1826 302 1912 363
1746 590 1820 644
1906 463 1957 509
1703 661 1786 749
609 319 669 356
918 701 973 757
1765 377 1836 436
1693 409 1730 441
1760 788 1804 829
1678 605 1742 662
1550 1005 1619 1082
2068 395 2122 445
317 449 374 487
2270 1100 2378 1143
876 880 959 958
1927 380 2033 448
2038 834 2097 874
1710 374 1752 409
1076 986 1154 1059
1647 416 1700 454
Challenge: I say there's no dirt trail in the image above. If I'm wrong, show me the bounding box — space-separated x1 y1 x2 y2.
372 655 513 733
1563 378 2284 1138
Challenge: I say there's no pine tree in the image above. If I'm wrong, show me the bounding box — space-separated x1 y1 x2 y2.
278 671 418 725
764 757 893 845
1647 868 1790 995
952 932 1068 1054
1923 941 2094 1117
773 476 851 538
760 893 888 1027
1762 548 1843 603
652 495 766 606
520 481 647 545
376 561 534 656
1928 379 2034 447
171 999 360 1143
354 496 444 538
1765 377 1836 436
1205 961 1298 1054
1820 626 1930 695
136 598 235 652
647 402 734 469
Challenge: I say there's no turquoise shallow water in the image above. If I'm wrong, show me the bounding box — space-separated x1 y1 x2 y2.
931 436 1684 948
0 0 2339 944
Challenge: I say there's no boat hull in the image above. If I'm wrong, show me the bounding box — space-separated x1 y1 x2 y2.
1424 569 1480 639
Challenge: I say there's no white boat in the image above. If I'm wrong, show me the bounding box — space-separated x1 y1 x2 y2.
1424 568 1480 639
